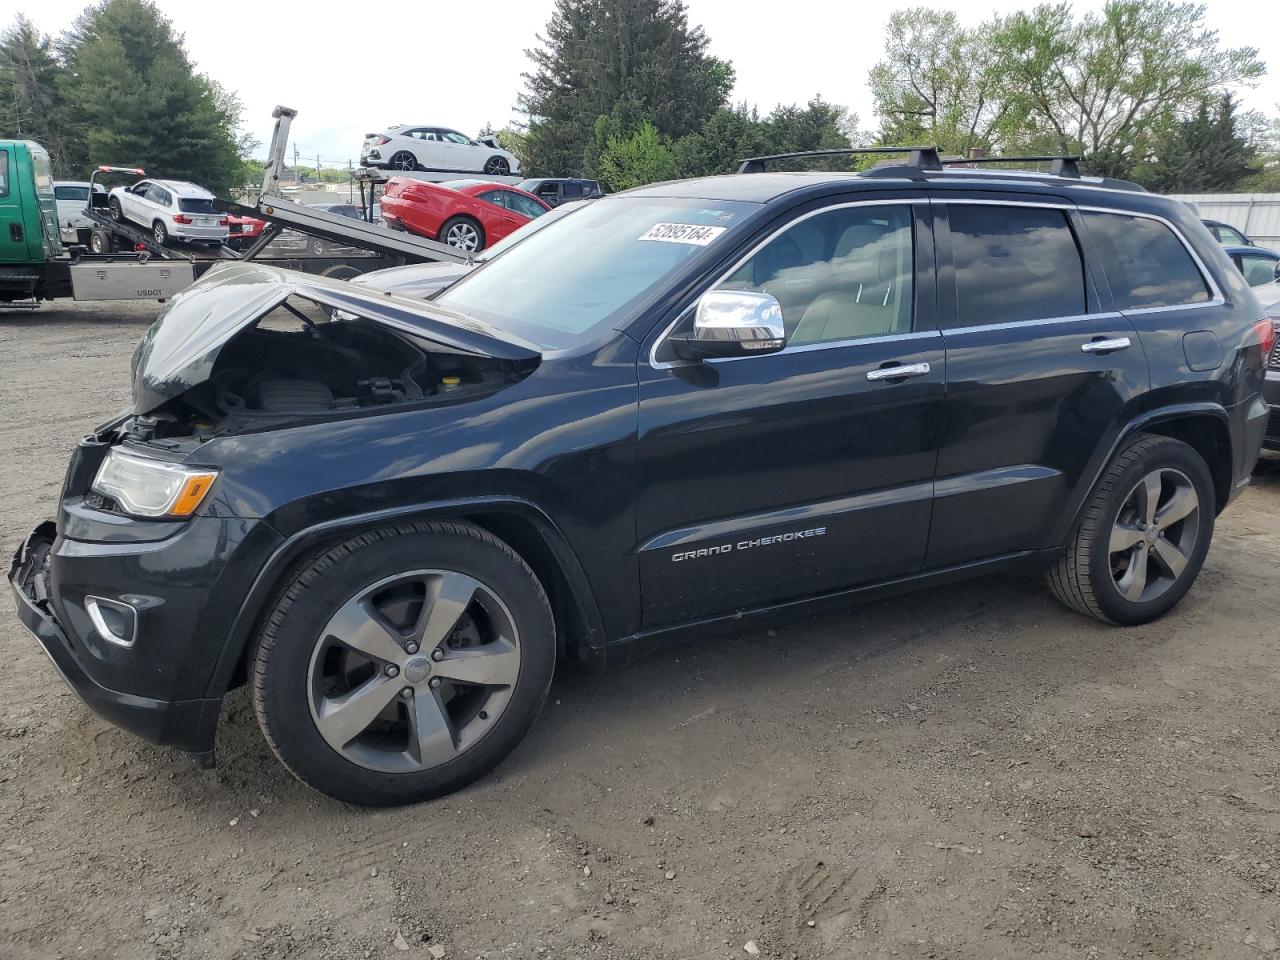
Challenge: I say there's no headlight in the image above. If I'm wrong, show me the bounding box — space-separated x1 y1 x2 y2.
91 449 218 518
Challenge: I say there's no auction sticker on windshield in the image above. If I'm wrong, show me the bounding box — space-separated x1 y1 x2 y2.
639 223 728 245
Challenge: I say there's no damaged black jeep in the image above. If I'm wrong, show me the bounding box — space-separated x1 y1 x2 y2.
11 164 1272 806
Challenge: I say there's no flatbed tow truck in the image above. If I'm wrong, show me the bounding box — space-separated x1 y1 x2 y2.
0 106 472 307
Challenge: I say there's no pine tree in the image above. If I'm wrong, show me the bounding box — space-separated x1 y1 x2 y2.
1139 93 1257 192
57 0 244 193
0 15 77 174
518 0 733 176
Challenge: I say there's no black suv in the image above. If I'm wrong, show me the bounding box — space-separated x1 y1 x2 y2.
11 150 1274 806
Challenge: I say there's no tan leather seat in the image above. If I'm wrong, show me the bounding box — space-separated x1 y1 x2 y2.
789 292 900 344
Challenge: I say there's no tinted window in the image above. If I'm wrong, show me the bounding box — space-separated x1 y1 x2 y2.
55 185 90 201
145 184 168 205
178 198 215 214
720 204 915 345
1239 253 1278 287
503 192 547 219
949 205 1085 327
1082 212 1210 309
562 181 583 198
477 190 506 208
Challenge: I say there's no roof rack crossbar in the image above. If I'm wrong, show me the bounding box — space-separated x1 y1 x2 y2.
737 146 941 175
940 155 1081 178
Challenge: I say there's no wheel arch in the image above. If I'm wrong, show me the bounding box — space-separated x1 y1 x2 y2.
1057 402 1233 546
205 498 608 701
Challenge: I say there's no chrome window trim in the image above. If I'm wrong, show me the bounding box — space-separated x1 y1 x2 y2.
649 198 923 370
649 196 1224 371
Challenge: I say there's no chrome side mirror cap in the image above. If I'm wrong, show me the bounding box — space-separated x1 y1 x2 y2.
670 290 785 361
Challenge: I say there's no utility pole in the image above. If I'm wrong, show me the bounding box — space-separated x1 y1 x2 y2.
292 142 299 181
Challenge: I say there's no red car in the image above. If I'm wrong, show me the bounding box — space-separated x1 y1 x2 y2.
226 214 267 249
379 178 551 252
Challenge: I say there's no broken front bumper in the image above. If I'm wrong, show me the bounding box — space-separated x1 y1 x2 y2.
9 522 221 754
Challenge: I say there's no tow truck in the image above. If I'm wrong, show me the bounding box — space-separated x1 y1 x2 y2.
0 106 472 307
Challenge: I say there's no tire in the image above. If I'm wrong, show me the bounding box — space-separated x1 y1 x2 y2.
108 196 122 222
1046 433 1215 625
89 230 109 254
251 521 555 806
310 237 326 256
483 156 511 176
388 150 418 172
152 220 168 246
438 215 484 252
319 263 361 281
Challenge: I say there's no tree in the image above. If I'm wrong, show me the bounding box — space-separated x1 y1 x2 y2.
869 8 1024 155
988 1 1265 177
1135 93 1257 192
596 120 675 190
0 15 77 173
519 0 733 176
57 0 247 193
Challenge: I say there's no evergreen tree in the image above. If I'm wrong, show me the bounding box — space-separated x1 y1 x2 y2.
57 0 244 193
1137 93 1257 192
519 0 733 176
0 16 77 174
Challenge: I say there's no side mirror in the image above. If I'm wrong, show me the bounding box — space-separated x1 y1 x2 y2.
670 290 785 361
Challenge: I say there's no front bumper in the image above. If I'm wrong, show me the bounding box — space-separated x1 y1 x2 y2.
10 523 222 754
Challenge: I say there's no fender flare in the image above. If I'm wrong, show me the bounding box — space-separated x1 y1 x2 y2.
1053 401 1232 545
203 496 608 699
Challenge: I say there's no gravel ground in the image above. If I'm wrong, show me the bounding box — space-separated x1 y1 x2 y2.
1 300 1278 960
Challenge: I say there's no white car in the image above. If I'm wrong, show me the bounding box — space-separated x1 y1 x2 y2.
361 125 521 176
107 179 228 246
53 181 105 245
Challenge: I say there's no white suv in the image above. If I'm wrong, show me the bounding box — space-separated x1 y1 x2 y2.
107 179 229 246
361 126 521 176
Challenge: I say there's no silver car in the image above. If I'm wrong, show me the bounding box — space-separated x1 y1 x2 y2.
53 181 105 245
107 179 229 246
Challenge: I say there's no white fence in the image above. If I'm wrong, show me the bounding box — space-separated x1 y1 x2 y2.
1166 193 1280 248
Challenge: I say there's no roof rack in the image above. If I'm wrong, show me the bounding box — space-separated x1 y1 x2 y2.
940 155 1081 178
737 146 941 175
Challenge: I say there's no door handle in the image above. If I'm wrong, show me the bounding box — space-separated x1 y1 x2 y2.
1080 337 1131 354
866 361 931 382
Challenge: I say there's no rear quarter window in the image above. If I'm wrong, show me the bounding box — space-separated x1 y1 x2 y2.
1082 212 1210 309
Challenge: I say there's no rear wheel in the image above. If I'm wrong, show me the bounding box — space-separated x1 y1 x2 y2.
251 521 555 806
388 151 418 171
483 156 511 176
1047 434 1215 625
439 215 484 252
152 220 169 246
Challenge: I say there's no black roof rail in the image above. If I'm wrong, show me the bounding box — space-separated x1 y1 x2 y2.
940 155 1081 178
737 146 941 175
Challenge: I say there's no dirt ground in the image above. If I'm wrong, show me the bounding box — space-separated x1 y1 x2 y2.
1 300 1278 960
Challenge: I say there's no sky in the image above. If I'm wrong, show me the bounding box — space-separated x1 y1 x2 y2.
9 0 1280 165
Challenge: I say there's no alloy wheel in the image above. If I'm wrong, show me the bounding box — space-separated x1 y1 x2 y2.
484 157 510 175
390 152 417 171
1108 467 1200 604
307 569 521 774
445 222 480 250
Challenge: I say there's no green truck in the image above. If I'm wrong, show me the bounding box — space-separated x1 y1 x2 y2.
0 140 65 300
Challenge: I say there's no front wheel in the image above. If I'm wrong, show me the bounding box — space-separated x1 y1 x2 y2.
251 521 555 806
108 196 123 222
438 215 484 252
1047 434 1215 625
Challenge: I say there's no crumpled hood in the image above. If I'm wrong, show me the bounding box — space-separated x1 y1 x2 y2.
130 261 540 414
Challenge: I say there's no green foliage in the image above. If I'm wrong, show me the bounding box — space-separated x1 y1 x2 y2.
519 0 733 176
597 120 676 190
1133 94 1257 192
0 15 76 174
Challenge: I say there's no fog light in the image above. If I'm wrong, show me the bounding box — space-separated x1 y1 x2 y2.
85 595 138 648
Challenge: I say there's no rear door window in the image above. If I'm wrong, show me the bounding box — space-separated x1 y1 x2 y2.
947 204 1086 327
1082 212 1210 309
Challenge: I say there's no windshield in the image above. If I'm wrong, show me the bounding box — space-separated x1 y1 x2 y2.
435 196 756 349
178 197 216 214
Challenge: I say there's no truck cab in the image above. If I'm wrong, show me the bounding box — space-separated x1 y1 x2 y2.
0 140 61 297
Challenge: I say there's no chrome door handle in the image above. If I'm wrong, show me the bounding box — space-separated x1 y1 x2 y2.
1081 337 1131 354
867 361 931 381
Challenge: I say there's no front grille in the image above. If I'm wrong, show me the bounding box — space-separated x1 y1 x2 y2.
1270 335 1280 369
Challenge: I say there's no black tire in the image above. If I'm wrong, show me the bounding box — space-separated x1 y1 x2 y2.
388 150 418 172
108 196 123 222
437 215 485 252
319 263 361 281
152 220 168 246
251 521 555 806
1047 434 1215 625
89 230 109 254
483 156 511 176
